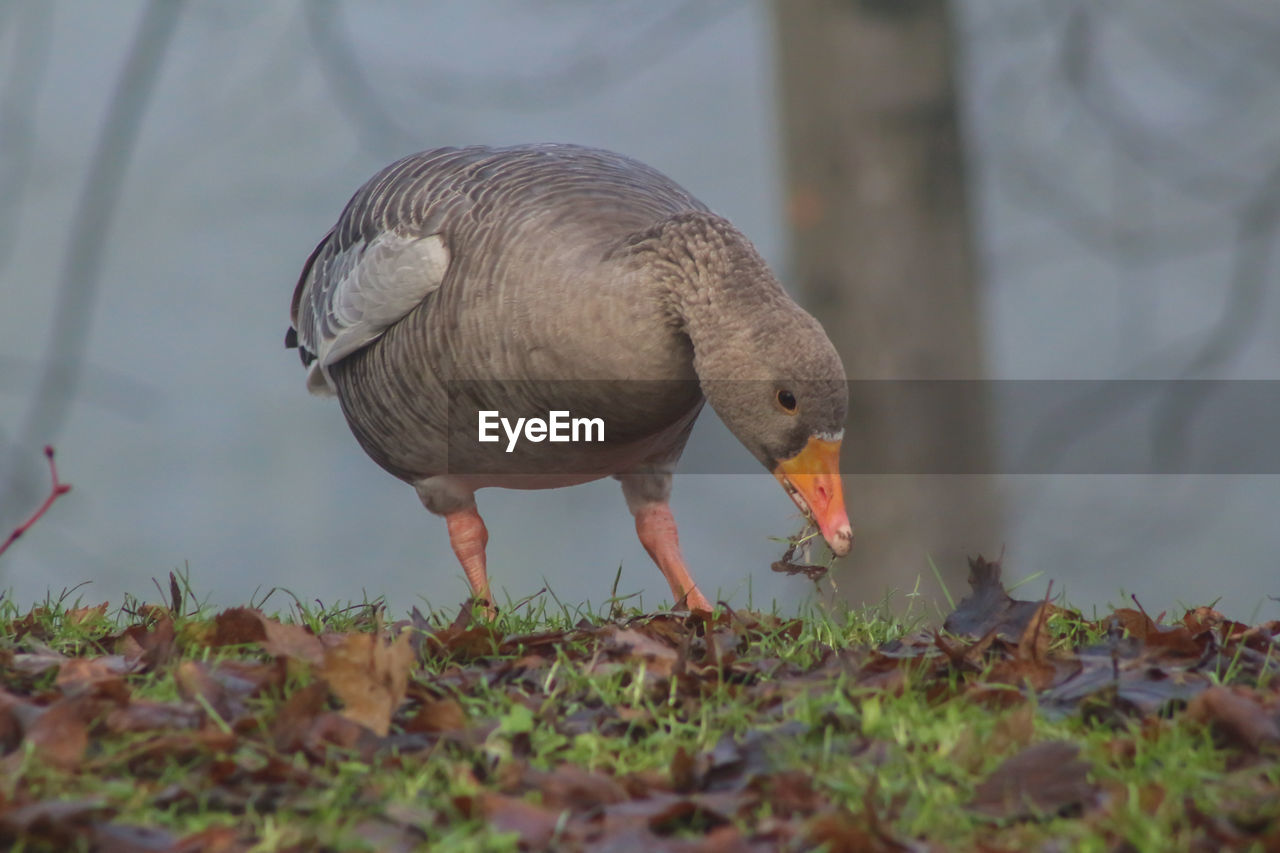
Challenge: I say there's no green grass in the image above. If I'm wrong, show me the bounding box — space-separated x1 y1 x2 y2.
0 577 1276 851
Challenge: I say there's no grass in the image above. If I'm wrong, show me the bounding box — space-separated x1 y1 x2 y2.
0 574 1277 851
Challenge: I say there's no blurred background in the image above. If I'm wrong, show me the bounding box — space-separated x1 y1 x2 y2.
1 1 1277 619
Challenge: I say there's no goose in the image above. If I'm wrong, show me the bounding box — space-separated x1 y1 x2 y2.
287 144 851 613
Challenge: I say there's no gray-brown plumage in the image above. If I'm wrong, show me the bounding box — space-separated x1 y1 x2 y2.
288 144 851 612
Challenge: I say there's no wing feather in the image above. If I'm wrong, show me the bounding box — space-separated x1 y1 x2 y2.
288 144 707 394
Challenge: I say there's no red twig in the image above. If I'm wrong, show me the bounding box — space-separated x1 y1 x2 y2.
0 446 72 558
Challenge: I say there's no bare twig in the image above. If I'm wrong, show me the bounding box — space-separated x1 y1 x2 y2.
0 446 71 559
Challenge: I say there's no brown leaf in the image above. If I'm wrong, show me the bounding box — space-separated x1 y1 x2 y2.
55 655 135 693
982 657 1060 694
260 618 326 665
171 825 247 853
117 610 177 670
1110 608 1206 657
64 601 109 627
771 556 829 581
0 798 108 847
520 764 630 812
671 745 698 793
747 769 827 818
304 711 384 760
953 705 1038 774
1016 601 1055 662
175 660 242 724
806 810 885 853
272 681 330 753
477 792 562 848
420 603 504 661
404 698 467 734
10 648 69 676
598 792 742 841
1186 686 1280 751
320 630 413 736
969 741 1098 820
348 817 427 853
429 626 502 661
597 626 680 678
104 700 204 733
0 695 96 773
90 822 179 852
30 697 97 770
210 607 270 646
645 796 735 835
0 696 25 753
1181 606 1249 639
116 730 238 775
212 607 327 665
943 556 1046 641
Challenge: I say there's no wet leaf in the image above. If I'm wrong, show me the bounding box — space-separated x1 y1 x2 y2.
943 556 1047 641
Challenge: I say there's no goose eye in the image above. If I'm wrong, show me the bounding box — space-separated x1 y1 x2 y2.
776 389 797 412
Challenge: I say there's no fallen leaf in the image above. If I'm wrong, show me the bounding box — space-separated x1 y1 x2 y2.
943 556 1046 641
1186 686 1280 751
210 607 269 646
271 682 330 753
170 825 248 853
18 696 96 771
105 699 204 733
1110 608 1205 657
90 822 179 853
320 630 413 736
404 698 467 733
520 764 630 812
969 741 1098 820
477 792 562 848
259 619 326 665
175 661 242 724
10 648 69 676
597 626 680 678
0 798 108 847
64 601 109 627
747 769 826 817
55 655 135 692
806 810 886 853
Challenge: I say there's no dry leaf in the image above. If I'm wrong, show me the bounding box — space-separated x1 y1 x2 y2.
1186 686 1280 751
969 741 1098 820
321 630 413 736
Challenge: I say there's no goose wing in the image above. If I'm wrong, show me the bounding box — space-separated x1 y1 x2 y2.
288 144 706 394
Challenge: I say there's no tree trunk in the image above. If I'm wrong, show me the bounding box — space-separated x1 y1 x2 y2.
773 0 1000 609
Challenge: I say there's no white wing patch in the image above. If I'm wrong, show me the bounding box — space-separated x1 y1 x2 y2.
306 231 449 394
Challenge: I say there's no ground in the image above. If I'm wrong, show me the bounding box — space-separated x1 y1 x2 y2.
0 558 1278 851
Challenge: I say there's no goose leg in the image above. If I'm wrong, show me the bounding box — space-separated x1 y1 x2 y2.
633 503 712 613
444 506 493 613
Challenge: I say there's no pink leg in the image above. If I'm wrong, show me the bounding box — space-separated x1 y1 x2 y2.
634 503 712 613
445 506 493 614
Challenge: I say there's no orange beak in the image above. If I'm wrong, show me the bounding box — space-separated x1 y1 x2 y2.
773 436 853 556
